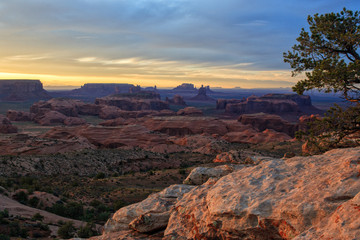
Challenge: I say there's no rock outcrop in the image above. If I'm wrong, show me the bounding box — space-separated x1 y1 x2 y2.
217 94 322 117
0 80 51 101
103 185 194 234
6 110 35 121
142 117 227 136
98 147 360 239
69 83 135 98
95 94 169 111
30 98 84 117
189 85 215 102
238 113 298 137
177 107 203 116
0 115 18 133
166 95 186 105
172 83 197 92
222 128 292 144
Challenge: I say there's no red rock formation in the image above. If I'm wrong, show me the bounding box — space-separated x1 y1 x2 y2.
142 117 228 136
223 128 292 144
217 94 322 116
0 80 51 101
99 117 128 126
63 117 87 126
33 111 67 126
77 103 102 115
189 85 215 102
99 147 360 239
238 113 298 137
42 125 170 150
95 92 169 111
166 95 186 105
177 107 203 116
6 110 34 121
0 115 18 133
30 98 85 117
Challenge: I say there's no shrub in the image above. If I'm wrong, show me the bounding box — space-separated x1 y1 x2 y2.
94 172 105 180
13 191 28 204
297 104 360 154
57 221 75 239
77 222 98 238
32 213 44 221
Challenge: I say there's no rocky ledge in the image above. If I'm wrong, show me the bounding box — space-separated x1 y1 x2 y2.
95 147 360 239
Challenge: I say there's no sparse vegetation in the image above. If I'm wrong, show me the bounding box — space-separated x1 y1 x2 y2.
57 221 75 239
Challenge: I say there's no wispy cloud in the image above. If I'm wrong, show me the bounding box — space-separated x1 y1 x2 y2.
0 0 358 87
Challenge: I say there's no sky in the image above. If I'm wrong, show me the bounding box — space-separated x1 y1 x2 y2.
0 0 358 89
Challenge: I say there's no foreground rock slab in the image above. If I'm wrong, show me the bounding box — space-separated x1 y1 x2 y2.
103 184 194 234
96 147 360 240
164 147 360 239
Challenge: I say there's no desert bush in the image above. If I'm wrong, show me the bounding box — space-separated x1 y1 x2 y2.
32 213 44 221
77 222 98 238
13 191 28 204
94 172 105 179
0 234 10 240
297 104 360 154
57 221 75 239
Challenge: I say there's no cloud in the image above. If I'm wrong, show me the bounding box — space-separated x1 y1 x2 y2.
0 0 358 87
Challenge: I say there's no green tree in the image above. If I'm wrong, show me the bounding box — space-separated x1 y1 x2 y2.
284 8 360 102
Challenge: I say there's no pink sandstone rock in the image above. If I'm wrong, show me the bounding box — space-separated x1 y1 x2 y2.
177 107 203 116
6 110 35 121
222 128 292 144
164 147 360 239
33 111 67 126
238 113 298 137
0 114 17 133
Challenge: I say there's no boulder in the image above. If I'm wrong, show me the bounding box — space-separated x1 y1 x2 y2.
183 165 237 185
295 191 360 240
214 150 256 164
238 113 298 137
0 115 18 133
164 147 360 239
177 107 203 116
33 111 67 126
30 98 84 117
6 110 35 121
103 184 194 233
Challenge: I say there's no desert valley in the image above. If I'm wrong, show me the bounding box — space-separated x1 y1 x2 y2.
0 79 359 239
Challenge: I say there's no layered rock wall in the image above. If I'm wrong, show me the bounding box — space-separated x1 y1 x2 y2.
0 80 50 101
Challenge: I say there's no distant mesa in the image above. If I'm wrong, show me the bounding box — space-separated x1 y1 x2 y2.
173 83 197 92
189 85 215 102
95 90 169 112
70 83 135 97
0 79 51 101
217 93 323 118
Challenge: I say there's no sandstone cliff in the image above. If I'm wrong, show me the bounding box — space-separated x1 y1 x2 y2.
0 80 51 101
97 147 360 239
217 94 323 118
